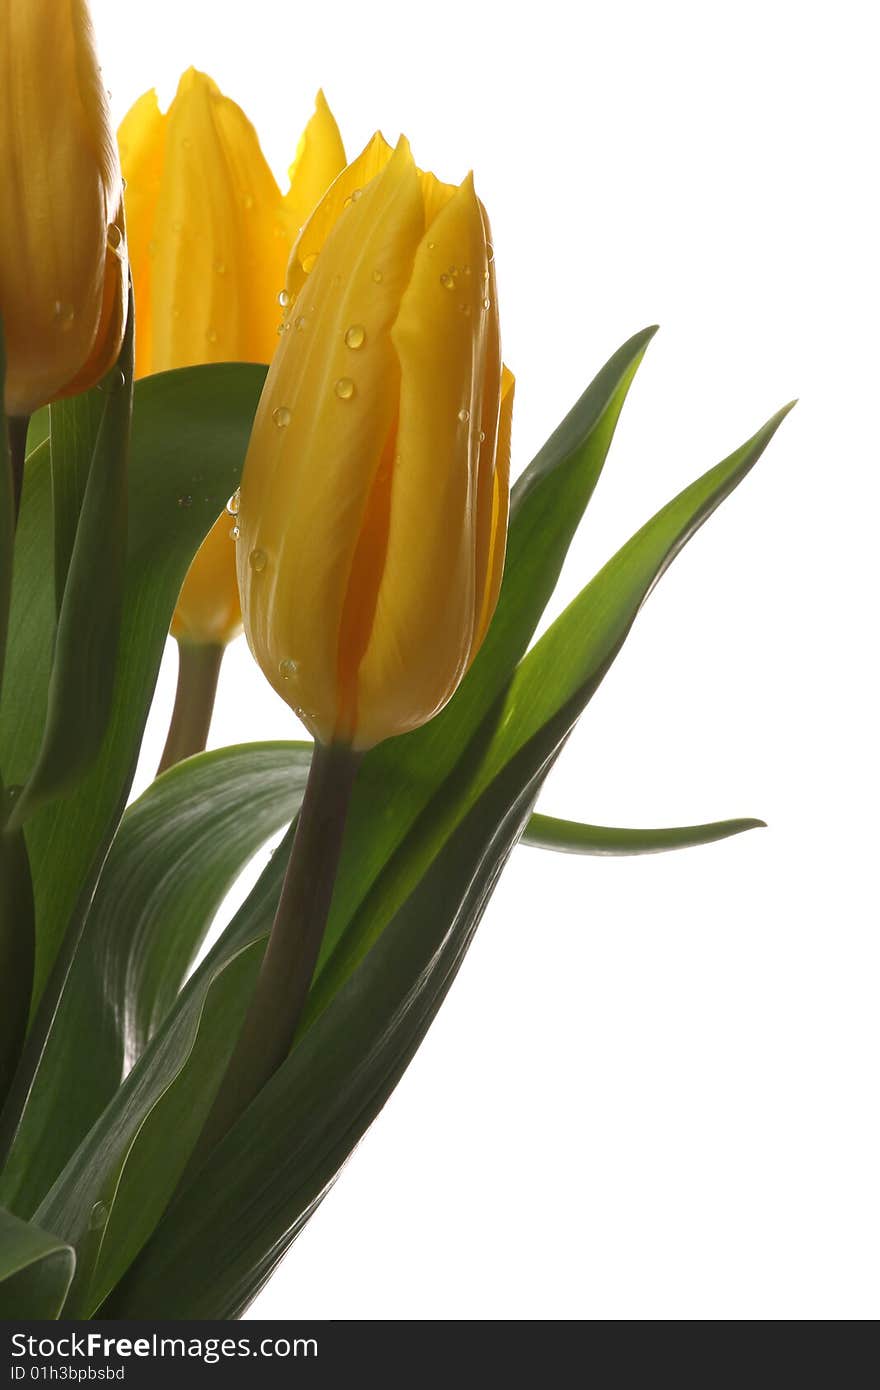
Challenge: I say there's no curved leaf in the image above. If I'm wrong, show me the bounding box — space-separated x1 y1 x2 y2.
0 742 309 1220
521 812 765 854
0 362 264 1009
0 1206 74 1319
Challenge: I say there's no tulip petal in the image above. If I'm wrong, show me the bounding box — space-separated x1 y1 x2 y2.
475 366 514 646
354 174 494 748
147 69 287 374
285 90 347 236
171 510 243 645
285 132 395 305
238 139 425 741
118 91 167 377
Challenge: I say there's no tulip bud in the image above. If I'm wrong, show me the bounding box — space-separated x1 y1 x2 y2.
237 135 513 750
0 0 128 418
118 72 346 645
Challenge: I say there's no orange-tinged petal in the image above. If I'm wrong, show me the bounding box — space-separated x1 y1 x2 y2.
238 138 425 741
352 174 494 748
475 366 514 646
284 90 347 236
171 509 243 645
0 0 127 415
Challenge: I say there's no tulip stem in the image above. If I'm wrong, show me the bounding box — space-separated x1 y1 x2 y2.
7 417 29 527
157 640 224 775
189 740 362 1170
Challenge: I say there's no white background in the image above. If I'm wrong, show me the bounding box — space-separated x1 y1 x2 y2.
91 0 878 1319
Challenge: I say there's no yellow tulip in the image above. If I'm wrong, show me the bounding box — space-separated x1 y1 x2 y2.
118 72 346 646
237 134 513 751
0 0 128 418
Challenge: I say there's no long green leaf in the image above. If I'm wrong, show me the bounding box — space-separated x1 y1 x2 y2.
0 1206 74 1319
0 743 310 1219
0 316 12 708
33 402 790 1317
10 295 135 826
0 822 33 1108
521 812 765 854
306 404 794 1021
0 362 265 1007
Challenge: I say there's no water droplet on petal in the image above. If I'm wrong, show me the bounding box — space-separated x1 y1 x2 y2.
335 377 355 400
53 301 75 331
206 327 218 344
487 242 495 262
242 192 254 210
107 223 123 250
458 408 470 423
439 272 455 290
479 430 486 443
277 289 290 307
482 297 491 310
293 315 306 331
279 658 297 680
273 405 292 428
351 187 362 202
344 324 366 349
230 523 240 540
226 488 241 516
427 240 436 251
177 494 193 509
371 268 383 283
458 303 471 316
182 136 192 150
301 252 319 274
249 548 267 572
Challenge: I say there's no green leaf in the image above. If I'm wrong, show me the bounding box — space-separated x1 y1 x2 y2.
307 404 795 1021
521 811 765 853
33 401 791 1318
8 293 135 826
0 1206 74 1319
0 741 308 1221
0 822 34 1108
0 363 265 1008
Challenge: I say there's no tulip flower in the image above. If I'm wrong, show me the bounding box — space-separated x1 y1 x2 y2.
237 133 513 752
195 134 513 1160
116 72 345 768
0 0 128 510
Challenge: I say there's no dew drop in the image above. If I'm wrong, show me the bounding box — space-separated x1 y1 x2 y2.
301 252 319 274
334 377 355 400
458 303 471 316
458 408 470 423
107 223 123 250
177 494 193 509
371 268 383 283
230 523 240 540
427 240 436 251
486 242 495 262
463 264 472 276
293 315 306 331
277 289 291 308
249 548 267 573
182 136 192 150
226 488 241 517
89 1201 109 1232
273 405 292 428
439 272 455 290
479 430 487 443
206 327 218 344
242 192 254 210
279 658 297 680
344 323 366 349
350 187 362 202
53 301 75 331
482 297 491 310
98 368 126 395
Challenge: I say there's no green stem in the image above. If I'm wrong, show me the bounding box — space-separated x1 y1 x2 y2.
7 416 29 528
190 740 362 1169
157 640 224 775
